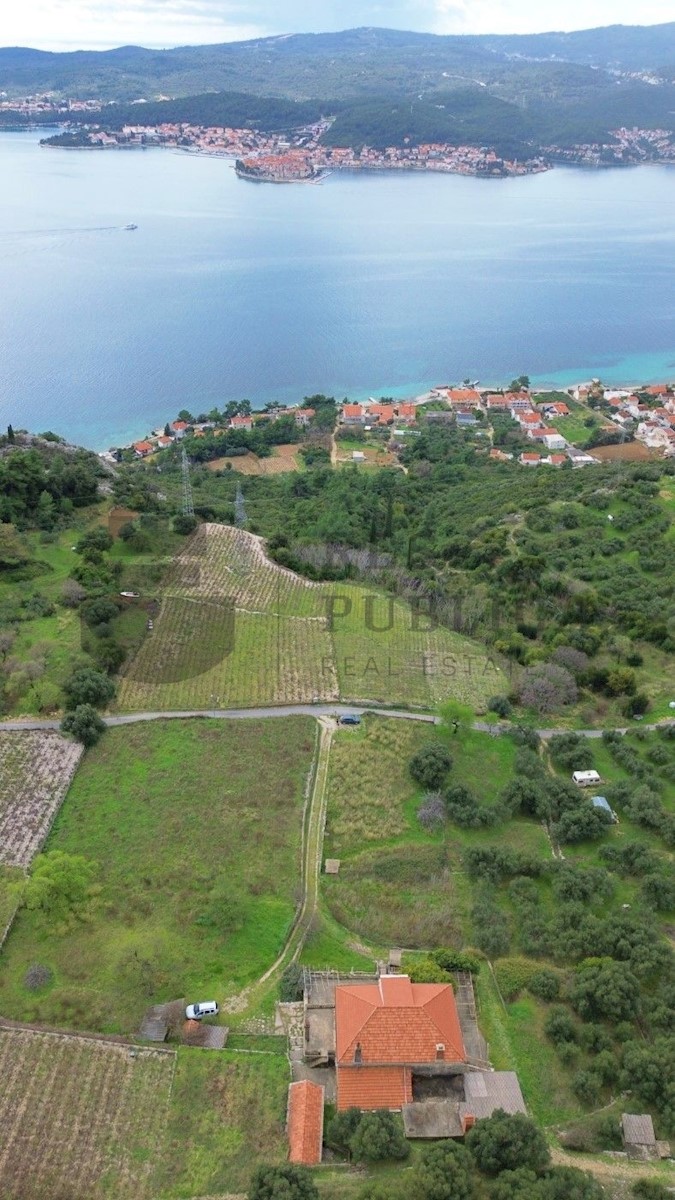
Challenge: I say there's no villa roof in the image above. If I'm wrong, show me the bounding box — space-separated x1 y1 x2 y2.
335 975 465 1066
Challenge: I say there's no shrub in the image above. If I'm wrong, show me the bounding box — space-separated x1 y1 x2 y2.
173 513 198 535
60 703 106 747
279 962 304 1003
466 1110 550 1175
544 1006 577 1046
417 791 446 831
519 663 577 714
23 963 53 992
431 948 481 975
409 743 452 790
572 1069 602 1106
571 959 640 1023
494 958 537 1002
63 667 115 710
488 695 512 718
445 783 497 828
631 1182 672 1200
528 969 561 1002
349 1111 409 1163
249 1164 319 1200
404 956 452 984
413 1142 473 1200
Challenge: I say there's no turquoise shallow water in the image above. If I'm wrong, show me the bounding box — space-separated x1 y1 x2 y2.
0 132 674 449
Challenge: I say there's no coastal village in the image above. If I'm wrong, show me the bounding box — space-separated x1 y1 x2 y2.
116 378 675 467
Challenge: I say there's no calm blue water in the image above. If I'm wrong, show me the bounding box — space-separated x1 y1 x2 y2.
1 130 674 450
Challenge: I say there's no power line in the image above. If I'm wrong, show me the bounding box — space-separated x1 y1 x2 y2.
181 447 194 517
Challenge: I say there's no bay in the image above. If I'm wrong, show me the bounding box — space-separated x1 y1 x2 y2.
0 129 674 450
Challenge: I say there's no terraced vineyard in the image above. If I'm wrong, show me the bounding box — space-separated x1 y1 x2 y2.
0 731 83 867
118 525 506 711
0 1029 174 1199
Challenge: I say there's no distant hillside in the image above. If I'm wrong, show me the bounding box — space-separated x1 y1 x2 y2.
1 23 675 102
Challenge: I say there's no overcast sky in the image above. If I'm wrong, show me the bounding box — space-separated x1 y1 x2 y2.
4 0 672 52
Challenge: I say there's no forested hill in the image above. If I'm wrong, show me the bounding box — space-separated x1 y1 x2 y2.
1 23 675 102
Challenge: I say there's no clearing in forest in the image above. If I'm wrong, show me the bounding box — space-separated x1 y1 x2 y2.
0 1028 174 1200
0 731 83 868
117 524 505 711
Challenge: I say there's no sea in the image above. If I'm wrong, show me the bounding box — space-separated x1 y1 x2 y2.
1 129 674 451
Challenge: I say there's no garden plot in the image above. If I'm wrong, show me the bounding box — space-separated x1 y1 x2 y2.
0 1028 174 1200
0 731 83 867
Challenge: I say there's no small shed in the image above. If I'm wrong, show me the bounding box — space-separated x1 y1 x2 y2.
387 948 403 973
622 1113 659 1159
592 795 617 822
287 1080 324 1166
352 451 366 461
324 859 341 875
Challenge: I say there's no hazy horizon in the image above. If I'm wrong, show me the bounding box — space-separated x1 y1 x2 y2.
1 2 672 54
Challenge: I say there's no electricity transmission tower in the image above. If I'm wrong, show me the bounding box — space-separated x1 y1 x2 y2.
234 482 248 528
181 447 194 517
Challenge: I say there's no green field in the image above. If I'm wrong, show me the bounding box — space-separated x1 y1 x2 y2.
158 1047 289 1198
116 524 507 712
322 716 549 950
0 523 96 715
0 717 315 1033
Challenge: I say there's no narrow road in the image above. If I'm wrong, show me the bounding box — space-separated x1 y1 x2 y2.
221 716 335 1014
0 704 440 732
4 707 668 738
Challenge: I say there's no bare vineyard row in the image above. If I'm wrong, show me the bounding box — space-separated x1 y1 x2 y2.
0 732 83 868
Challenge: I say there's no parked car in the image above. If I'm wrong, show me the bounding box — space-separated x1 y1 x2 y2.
339 714 361 726
185 1000 219 1020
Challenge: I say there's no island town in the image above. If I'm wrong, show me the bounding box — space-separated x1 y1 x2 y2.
27 104 675 179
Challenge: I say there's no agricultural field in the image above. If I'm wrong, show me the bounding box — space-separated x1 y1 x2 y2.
0 731 83 867
0 717 315 1033
205 444 301 475
0 1028 174 1200
592 441 655 462
117 524 506 711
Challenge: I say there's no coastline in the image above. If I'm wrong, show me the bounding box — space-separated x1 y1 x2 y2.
93 365 675 456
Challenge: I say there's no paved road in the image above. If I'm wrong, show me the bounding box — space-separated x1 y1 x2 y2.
0 703 440 732
2 705 670 737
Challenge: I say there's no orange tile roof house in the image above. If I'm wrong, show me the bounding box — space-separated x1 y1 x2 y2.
287 1080 324 1166
335 975 466 1111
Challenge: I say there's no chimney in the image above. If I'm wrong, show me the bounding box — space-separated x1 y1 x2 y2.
354 1043 362 1064
436 1043 445 1061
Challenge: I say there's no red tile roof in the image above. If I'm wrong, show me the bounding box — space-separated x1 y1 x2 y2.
337 1066 412 1111
342 404 364 418
335 976 465 1110
287 1081 324 1165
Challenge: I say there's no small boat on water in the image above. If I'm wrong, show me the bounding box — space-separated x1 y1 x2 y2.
124 223 138 230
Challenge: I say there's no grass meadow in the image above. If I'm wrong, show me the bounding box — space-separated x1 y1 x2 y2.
0 717 315 1033
158 1047 289 1197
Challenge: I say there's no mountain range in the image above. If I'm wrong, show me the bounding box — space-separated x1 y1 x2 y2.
1 24 675 103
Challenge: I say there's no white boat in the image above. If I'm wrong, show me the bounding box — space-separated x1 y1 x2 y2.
124 223 138 230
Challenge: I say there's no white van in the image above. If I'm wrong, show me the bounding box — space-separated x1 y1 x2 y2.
185 1000 219 1020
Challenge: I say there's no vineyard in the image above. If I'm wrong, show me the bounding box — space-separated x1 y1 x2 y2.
0 731 83 868
117 525 505 711
0 1028 174 1199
